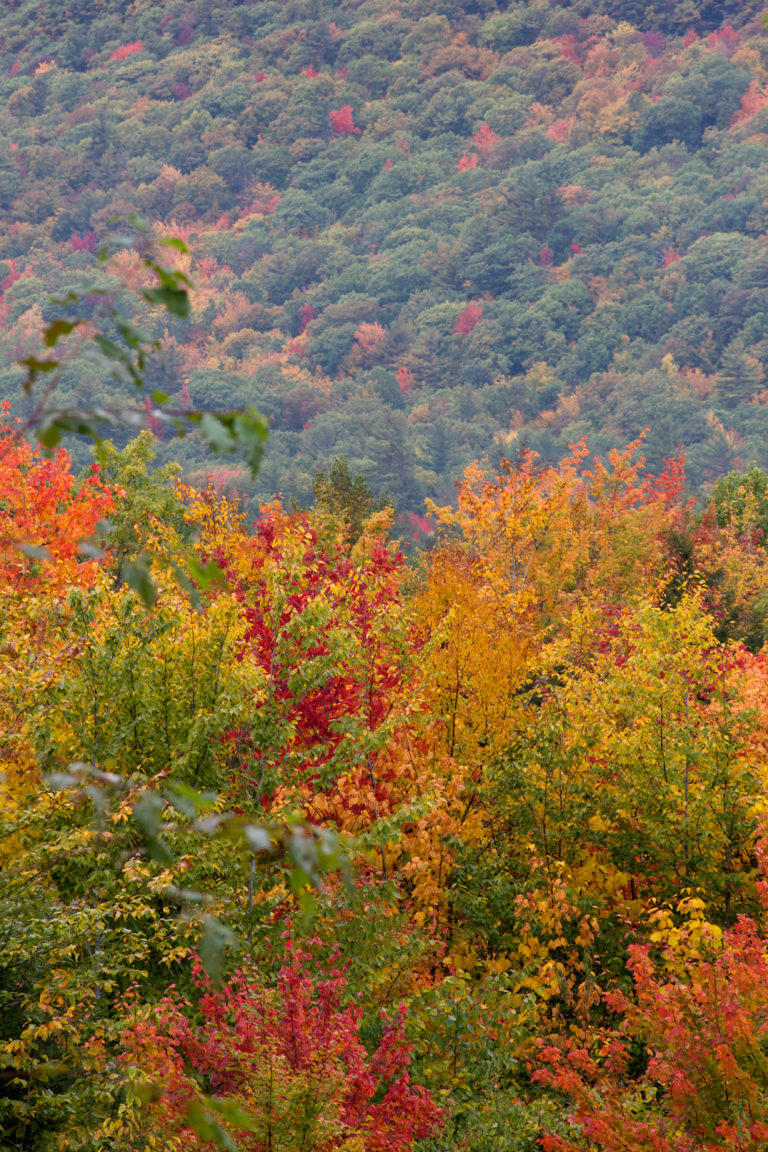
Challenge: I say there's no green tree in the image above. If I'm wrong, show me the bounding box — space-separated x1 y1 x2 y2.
312 454 382 547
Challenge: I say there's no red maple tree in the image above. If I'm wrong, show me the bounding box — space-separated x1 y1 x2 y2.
121 942 442 1151
453 302 483 337
329 105 361 136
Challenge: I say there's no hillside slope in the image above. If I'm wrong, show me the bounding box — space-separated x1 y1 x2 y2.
1 0 768 510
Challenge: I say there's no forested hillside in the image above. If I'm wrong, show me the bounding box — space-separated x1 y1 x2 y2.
8 5 768 1148
2 0 768 509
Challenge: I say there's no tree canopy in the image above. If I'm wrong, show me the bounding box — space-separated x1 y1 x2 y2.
0 2 767 510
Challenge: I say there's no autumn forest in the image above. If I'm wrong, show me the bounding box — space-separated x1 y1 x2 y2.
6 1 768 1150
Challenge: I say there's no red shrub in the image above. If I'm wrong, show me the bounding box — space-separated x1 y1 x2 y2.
121 944 442 1151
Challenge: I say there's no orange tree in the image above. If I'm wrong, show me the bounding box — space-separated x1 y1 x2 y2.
408 440 695 949
400 442 768 1148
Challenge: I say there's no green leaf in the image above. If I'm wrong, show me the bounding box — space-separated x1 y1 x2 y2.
169 563 201 612
19 356 59 391
19 356 59 373
186 1100 239 1151
165 783 216 818
18 544 51 562
197 408 268 475
207 1098 259 1134
35 410 113 449
93 334 142 386
152 263 192 290
37 422 63 448
123 559 158 607
233 408 269 475
132 791 164 838
164 790 198 819
28 1062 70 1082
199 915 235 983
297 885 318 923
104 232 136 253
76 542 104 559
151 389 169 404
115 318 152 349
200 412 236 454
43 320 77 347
134 1078 163 1104
159 237 190 253
133 788 175 866
43 772 79 790
93 334 128 362
288 864 311 895
187 557 226 591
245 824 273 853
142 285 190 317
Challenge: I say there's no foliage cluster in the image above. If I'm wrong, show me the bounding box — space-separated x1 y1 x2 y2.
5 423 768 1149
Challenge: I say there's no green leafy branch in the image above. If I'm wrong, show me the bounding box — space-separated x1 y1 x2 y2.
15 220 268 474
45 763 347 983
